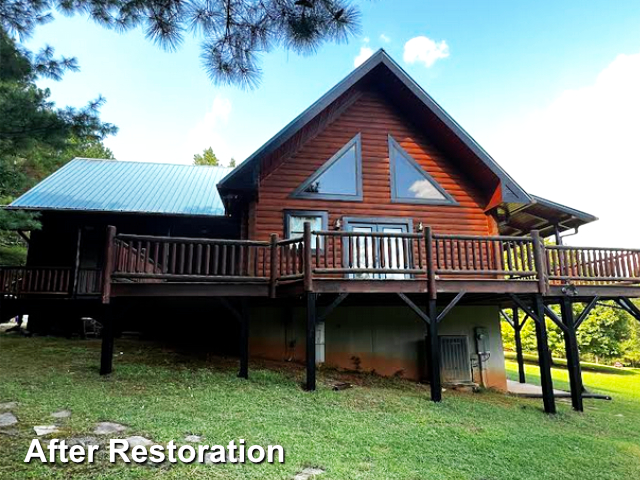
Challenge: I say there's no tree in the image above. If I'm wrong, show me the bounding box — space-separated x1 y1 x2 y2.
575 302 631 363
229 157 237 167
193 147 219 166
622 318 640 367
0 30 115 264
501 302 638 365
1 0 363 88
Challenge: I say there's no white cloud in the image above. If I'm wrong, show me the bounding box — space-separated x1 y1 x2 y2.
403 36 449 68
363 36 370 44
354 46 374 68
380 33 391 43
184 96 235 164
480 52 640 247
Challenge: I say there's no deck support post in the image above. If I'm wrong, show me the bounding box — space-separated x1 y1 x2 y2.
100 306 114 375
238 299 250 380
427 298 441 402
305 292 317 391
533 294 556 414
560 297 583 412
513 307 526 384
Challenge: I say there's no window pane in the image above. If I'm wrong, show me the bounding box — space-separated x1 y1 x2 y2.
288 215 324 247
393 146 446 200
303 145 357 196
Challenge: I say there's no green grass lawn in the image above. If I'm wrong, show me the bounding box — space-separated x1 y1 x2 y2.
1 334 639 480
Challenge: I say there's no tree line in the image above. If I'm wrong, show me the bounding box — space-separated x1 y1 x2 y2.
502 301 640 367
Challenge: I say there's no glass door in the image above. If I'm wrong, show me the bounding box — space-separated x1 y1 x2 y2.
346 220 411 279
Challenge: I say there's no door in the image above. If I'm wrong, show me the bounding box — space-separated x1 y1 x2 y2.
346 220 411 279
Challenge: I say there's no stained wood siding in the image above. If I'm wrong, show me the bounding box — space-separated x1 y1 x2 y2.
250 88 496 241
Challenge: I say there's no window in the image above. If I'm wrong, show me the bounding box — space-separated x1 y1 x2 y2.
291 134 363 201
388 135 457 205
284 210 329 249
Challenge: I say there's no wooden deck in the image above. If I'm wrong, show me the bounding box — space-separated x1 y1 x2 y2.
3 225 640 301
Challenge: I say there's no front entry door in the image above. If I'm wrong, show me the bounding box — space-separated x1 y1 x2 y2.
347 220 410 279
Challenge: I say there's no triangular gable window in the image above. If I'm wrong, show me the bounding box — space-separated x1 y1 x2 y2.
389 135 457 205
291 134 363 201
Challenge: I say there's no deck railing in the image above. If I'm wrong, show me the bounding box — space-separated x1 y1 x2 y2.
102 226 640 293
546 245 640 284
433 234 537 279
309 230 426 278
111 234 272 282
0 266 103 296
15 225 638 300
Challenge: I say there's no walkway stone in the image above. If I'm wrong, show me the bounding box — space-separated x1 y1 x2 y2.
34 425 59 436
93 422 127 435
125 436 154 448
0 402 18 410
51 410 72 419
293 467 325 480
0 412 17 427
184 434 203 443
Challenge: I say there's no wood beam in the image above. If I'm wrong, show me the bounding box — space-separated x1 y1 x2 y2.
427 299 441 402
533 295 556 414
305 292 317 391
513 307 526 384
575 297 599 329
437 292 465 323
397 293 430 324
100 307 114 375
543 305 569 334
618 297 640 323
238 299 249 380
500 310 514 328
318 293 349 323
560 297 583 412
508 294 537 322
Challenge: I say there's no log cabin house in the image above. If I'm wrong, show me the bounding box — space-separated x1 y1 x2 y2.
3 50 640 414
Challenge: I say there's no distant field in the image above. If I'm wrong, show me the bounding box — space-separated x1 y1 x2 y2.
1 334 639 480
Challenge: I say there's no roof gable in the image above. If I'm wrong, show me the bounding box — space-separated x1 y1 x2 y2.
8 158 233 217
218 49 531 206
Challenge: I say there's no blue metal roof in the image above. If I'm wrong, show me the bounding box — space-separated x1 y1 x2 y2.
8 158 233 217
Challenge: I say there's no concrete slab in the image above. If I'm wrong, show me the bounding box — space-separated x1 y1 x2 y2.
507 380 567 396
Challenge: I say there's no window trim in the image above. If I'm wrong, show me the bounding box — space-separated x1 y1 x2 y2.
283 210 329 250
290 133 363 201
388 135 458 206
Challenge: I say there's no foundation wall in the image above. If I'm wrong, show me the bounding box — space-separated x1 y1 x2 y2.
249 304 507 391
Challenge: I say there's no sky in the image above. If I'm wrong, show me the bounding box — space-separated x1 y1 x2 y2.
24 0 640 247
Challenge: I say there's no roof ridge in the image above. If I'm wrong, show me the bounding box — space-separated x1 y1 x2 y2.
72 157 234 170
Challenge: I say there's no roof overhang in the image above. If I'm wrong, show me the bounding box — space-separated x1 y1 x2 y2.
497 195 598 238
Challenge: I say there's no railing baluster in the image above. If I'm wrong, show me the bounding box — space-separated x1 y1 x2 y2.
230 245 236 276
187 244 194 274
221 245 227 275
